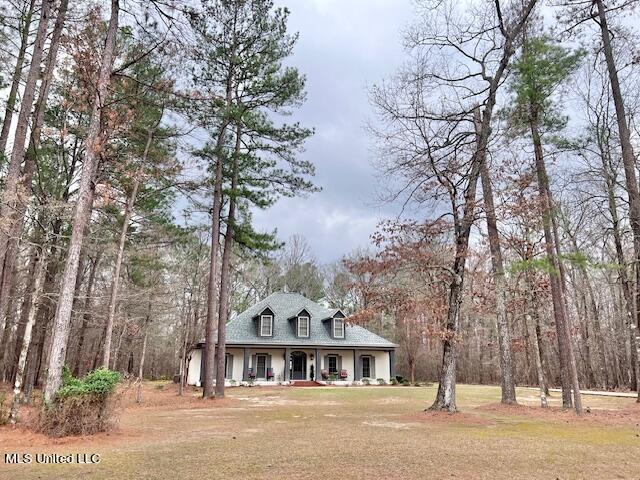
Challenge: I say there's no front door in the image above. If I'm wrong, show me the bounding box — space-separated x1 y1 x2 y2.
291 351 307 380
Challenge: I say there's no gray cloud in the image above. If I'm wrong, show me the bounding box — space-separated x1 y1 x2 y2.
255 0 414 262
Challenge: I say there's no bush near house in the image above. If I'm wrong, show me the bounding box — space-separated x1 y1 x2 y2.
37 367 121 437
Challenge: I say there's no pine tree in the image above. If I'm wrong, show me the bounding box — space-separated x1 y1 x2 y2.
505 34 584 412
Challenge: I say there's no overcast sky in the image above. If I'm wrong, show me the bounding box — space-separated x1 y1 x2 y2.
249 0 415 263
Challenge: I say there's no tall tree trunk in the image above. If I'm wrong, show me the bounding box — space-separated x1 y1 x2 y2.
102 171 142 368
6 244 39 382
73 250 102 376
0 0 68 372
136 306 151 404
23 215 66 398
9 241 48 426
0 0 53 277
430 1 537 410
530 113 582 413
22 311 45 403
599 125 638 390
0 254 14 354
43 0 120 403
0 259 18 381
203 117 233 398
478 111 517 404
575 250 610 389
594 0 640 402
525 273 548 407
112 321 126 372
179 291 192 397
215 125 241 398
0 0 36 153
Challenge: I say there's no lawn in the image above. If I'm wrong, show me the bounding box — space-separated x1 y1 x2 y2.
1 382 639 479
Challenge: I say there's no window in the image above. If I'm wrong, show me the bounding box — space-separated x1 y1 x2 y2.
362 356 371 378
297 316 309 337
328 356 338 375
224 354 232 379
333 318 344 338
260 314 273 336
256 355 267 378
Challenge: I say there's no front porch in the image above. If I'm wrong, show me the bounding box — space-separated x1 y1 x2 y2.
186 345 395 386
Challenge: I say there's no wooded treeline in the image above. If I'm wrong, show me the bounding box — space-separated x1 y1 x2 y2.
0 0 639 421
361 0 640 412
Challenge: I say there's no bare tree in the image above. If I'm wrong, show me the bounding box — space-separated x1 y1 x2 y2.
370 0 537 411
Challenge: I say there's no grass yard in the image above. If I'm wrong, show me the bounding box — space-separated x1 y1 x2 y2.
1 382 639 479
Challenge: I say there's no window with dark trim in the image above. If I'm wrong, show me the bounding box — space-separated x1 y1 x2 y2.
297 316 309 337
362 356 371 378
260 314 273 336
333 318 344 338
224 354 231 379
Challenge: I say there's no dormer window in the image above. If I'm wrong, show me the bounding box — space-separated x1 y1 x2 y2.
297 316 310 337
260 314 273 336
333 318 344 338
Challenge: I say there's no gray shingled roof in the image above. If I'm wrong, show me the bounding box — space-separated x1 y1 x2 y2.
225 292 396 348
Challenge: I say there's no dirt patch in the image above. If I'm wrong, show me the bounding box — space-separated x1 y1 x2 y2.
376 396 409 405
0 381 238 448
362 420 417 429
477 402 640 427
235 395 341 407
119 382 239 410
405 409 494 426
0 423 140 449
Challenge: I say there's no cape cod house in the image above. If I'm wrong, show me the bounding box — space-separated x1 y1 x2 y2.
186 292 397 386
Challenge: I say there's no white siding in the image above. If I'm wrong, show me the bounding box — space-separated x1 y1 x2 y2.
319 349 355 381
186 347 247 385
226 347 245 383
359 350 391 382
186 348 202 386
187 346 392 385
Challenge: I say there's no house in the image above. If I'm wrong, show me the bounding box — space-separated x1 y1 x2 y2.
186 292 397 386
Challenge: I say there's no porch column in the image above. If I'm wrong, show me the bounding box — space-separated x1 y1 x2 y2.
243 347 251 381
353 349 360 381
284 347 291 382
199 349 205 386
389 350 396 380
315 348 321 382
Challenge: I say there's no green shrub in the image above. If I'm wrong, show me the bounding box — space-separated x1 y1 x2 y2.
390 378 398 386
38 367 121 437
401 379 410 386
362 378 371 385
376 378 386 385
57 367 121 398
